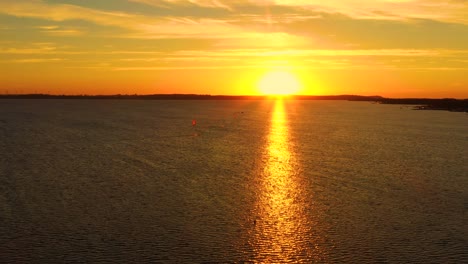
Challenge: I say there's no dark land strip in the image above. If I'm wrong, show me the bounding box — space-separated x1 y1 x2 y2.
1 94 467 112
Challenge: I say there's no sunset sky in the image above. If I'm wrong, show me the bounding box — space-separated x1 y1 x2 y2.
1 0 467 97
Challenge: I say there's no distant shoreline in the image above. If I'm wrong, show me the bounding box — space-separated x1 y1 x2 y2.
1 94 467 112
0 94 383 101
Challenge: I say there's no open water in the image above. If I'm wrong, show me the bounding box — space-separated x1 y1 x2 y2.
0 99 467 263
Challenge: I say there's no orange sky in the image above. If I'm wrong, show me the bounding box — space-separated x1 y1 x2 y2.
1 0 468 98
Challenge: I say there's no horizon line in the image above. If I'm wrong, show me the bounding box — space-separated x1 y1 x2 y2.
0 93 467 100
0 93 380 97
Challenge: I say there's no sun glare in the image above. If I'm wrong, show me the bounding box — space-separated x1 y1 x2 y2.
258 71 301 96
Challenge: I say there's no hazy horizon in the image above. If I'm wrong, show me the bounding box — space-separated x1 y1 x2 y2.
2 92 468 100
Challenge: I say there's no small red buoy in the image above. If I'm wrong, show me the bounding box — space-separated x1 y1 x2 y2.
192 119 197 126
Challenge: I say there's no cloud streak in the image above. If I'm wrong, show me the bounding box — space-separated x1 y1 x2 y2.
0 0 250 39
7 58 65 63
132 0 468 23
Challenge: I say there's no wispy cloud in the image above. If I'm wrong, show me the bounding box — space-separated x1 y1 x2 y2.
2 0 466 44
165 48 455 58
0 0 248 39
129 0 233 9
112 66 255 71
132 0 468 24
0 42 90 55
0 42 57 54
3 58 65 63
36 25 85 36
0 0 136 25
108 48 468 72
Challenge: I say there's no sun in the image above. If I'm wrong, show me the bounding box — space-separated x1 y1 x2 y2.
258 71 301 96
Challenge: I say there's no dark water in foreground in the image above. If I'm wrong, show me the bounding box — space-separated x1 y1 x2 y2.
0 99 467 263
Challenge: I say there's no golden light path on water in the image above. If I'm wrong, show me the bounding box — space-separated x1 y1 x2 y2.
251 99 320 262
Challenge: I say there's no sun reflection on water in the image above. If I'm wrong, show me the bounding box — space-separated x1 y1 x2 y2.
252 99 315 262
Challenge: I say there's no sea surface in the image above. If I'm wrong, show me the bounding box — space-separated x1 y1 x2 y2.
0 99 467 263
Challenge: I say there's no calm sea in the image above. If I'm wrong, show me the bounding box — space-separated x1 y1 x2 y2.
0 99 467 263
